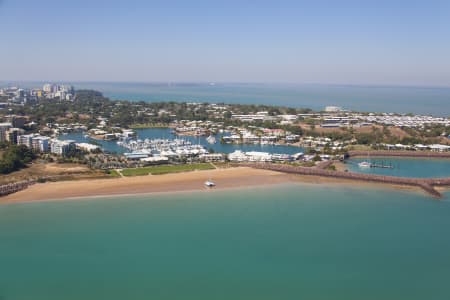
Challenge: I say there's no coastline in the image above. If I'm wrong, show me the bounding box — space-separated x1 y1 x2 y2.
1 167 444 205
0 167 288 204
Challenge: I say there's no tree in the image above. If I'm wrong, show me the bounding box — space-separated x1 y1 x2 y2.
313 154 322 162
223 111 232 119
0 144 36 174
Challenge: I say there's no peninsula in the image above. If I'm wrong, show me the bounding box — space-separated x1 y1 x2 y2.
0 84 450 201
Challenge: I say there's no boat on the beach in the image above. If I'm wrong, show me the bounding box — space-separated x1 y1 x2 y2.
204 180 216 187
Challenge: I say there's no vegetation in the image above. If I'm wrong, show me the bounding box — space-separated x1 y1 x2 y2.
312 154 322 162
326 164 337 171
5 89 447 155
0 143 36 174
8 90 312 130
105 169 121 177
121 163 214 176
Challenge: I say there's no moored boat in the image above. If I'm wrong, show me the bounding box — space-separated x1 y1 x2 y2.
358 161 371 168
206 135 216 144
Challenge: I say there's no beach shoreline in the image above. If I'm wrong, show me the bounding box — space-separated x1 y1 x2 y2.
2 167 445 204
0 167 285 204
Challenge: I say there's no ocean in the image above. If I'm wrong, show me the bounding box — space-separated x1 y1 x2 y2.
1 184 450 300
5 81 450 116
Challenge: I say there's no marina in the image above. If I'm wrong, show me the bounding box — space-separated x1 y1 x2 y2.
119 138 208 159
58 128 306 156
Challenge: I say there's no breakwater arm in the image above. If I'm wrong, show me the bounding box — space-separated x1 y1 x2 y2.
237 163 448 198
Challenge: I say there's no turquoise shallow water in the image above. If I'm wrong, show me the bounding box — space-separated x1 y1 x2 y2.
347 157 450 178
1 184 450 300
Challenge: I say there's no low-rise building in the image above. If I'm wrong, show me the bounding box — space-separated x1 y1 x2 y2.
76 143 100 153
199 153 224 161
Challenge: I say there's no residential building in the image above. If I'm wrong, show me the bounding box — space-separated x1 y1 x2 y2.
51 140 76 155
0 122 12 142
17 134 34 148
32 136 50 152
6 128 25 144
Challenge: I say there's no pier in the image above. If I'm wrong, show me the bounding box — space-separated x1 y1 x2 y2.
369 163 394 169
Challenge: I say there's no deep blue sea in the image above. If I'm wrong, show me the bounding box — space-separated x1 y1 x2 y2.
4 81 450 116
1 184 450 300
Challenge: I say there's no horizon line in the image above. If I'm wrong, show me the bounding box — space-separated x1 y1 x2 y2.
1 80 450 90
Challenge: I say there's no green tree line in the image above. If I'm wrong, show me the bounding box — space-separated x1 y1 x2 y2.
0 143 36 174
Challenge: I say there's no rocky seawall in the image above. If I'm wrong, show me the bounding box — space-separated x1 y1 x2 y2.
239 163 449 198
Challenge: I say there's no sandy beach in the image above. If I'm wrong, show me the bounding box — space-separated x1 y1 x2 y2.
0 167 291 203
1 166 440 204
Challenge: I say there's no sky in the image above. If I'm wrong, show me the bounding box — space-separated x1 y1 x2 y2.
1 0 450 86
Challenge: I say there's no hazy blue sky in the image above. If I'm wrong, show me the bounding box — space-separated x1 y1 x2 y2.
1 0 450 86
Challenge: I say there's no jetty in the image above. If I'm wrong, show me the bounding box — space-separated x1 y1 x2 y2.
238 163 450 198
369 163 394 169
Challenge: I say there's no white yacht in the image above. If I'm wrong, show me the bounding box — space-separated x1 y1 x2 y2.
358 152 372 168
358 161 371 168
206 135 216 144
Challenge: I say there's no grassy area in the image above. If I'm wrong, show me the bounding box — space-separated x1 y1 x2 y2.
288 161 316 167
106 169 122 177
212 162 233 168
121 163 214 176
347 144 373 151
